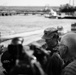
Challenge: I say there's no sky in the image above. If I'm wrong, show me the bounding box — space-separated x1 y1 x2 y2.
0 0 76 6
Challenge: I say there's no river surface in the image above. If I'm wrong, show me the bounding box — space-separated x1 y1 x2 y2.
0 15 76 75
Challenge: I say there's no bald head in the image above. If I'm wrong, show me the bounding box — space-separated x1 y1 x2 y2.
60 32 76 60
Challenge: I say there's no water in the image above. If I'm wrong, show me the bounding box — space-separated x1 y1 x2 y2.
0 15 76 36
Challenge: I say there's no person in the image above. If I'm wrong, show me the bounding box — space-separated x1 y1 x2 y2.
42 27 65 75
8 37 46 75
59 32 76 64
59 32 76 75
42 27 59 55
1 37 24 74
8 37 24 62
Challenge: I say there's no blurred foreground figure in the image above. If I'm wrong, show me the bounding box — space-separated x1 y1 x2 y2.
59 32 76 75
1 37 45 75
1 37 24 74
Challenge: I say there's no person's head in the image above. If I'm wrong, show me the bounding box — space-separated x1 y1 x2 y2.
59 32 76 63
42 27 59 48
11 37 24 45
57 26 63 31
58 44 68 60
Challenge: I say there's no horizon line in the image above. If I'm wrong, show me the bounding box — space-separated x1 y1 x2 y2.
0 5 60 7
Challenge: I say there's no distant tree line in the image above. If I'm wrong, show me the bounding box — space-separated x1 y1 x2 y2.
59 4 76 12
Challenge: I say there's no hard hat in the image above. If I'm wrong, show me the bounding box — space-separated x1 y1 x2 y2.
12 37 24 44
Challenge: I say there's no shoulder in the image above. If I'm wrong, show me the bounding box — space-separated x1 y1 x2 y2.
61 60 76 75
